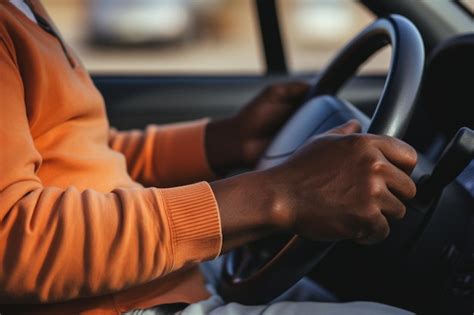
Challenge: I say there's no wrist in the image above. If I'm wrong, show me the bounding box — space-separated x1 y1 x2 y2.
261 168 297 233
210 170 278 251
205 117 245 175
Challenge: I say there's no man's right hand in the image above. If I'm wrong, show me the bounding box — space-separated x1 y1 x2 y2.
211 120 418 252
266 120 418 245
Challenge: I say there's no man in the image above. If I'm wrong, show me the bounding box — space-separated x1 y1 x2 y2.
0 1 417 314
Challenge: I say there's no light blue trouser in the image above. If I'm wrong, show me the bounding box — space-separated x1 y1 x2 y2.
125 257 413 315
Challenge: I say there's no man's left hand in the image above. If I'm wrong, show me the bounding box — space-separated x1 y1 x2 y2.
206 82 309 174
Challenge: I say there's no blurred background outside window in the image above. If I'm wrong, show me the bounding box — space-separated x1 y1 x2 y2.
42 0 390 75
278 0 390 74
458 0 474 14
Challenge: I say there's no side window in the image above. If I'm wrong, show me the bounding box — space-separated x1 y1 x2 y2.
42 0 264 74
278 0 391 74
459 0 474 13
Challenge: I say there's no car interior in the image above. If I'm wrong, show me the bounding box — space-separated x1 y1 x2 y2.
67 0 473 314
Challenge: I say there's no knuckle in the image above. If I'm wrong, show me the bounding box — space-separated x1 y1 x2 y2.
370 160 388 174
349 134 369 147
346 136 376 158
267 84 286 96
367 180 384 198
343 134 358 147
364 134 381 144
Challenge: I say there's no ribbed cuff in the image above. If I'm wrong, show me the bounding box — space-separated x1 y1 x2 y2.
161 182 222 270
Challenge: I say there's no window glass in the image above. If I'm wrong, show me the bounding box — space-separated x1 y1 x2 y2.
43 0 392 75
458 0 474 14
42 0 264 74
278 0 391 74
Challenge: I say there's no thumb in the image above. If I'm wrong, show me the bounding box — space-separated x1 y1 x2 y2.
326 119 362 135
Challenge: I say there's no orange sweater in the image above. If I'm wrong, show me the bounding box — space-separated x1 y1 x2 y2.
0 1 222 314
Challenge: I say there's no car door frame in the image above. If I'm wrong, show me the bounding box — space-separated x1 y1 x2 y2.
93 0 391 130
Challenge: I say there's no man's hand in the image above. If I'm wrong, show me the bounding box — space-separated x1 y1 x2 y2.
267 121 418 244
206 82 309 174
211 120 418 252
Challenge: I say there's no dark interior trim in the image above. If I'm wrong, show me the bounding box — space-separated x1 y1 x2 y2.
255 0 287 74
93 74 387 130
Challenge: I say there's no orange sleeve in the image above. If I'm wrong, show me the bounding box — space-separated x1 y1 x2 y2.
0 39 222 303
109 121 217 188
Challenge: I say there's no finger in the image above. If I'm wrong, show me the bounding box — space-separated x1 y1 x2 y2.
326 119 362 135
379 185 407 220
355 213 390 245
267 82 310 105
374 155 417 201
371 136 418 174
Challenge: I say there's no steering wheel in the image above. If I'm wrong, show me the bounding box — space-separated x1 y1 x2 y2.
218 15 425 305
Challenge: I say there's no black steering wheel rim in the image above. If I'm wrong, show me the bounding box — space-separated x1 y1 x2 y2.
219 15 425 305
310 15 424 138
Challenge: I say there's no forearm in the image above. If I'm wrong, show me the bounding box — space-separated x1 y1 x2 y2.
0 181 220 303
109 121 216 187
210 170 291 252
